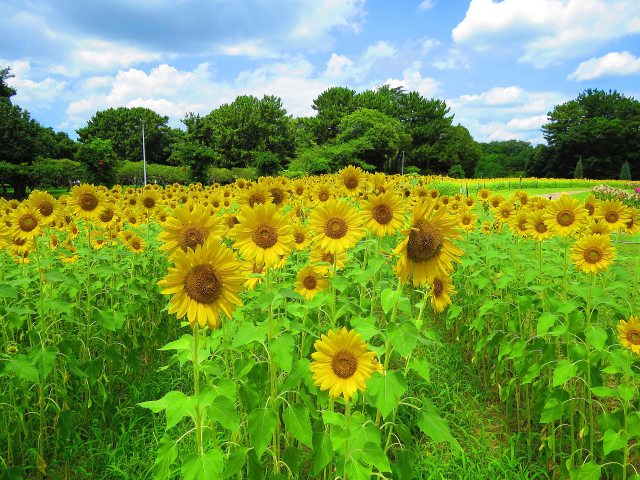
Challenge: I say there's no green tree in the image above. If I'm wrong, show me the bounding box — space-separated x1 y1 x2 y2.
620 161 632 180
77 107 176 164
0 66 17 101
74 138 119 186
475 140 534 178
169 142 219 184
574 157 584 179
542 89 640 178
310 87 357 144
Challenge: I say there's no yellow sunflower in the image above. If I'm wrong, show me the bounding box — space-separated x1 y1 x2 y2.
126 234 147 254
295 265 330 300
241 183 270 208
159 205 224 256
394 199 463 286
309 327 377 400
27 190 59 225
310 183 334 205
543 195 587 236
241 261 265 291
623 207 640 235
361 191 406 237
478 188 491 201
69 184 105 221
583 194 599 217
292 222 311 251
496 201 515 223
570 234 616 274
309 199 366 254
310 248 347 275
617 316 640 355
458 208 476 232
586 217 610 236
339 166 368 196
596 199 631 231
9 204 44 241
228 202 294 268
429 274 455 313
527 211 553 241
157 240 244 330
509 211 530 237
138 189 162 216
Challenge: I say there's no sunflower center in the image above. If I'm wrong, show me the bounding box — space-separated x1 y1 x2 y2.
303 275 317 290
249 193 266 207
79 193 99 211
584 246 603 264
557 210 575 226
143 197 156 209
319 191 330 202
500 209 511 219
627 330 640 345
252 224 278 249
433 278 444 297
586 204 595 215
38 202 54 217
100 209 114 223
406 220 443 263
344 176 358 190
131 241 141 250
180 226 207 251
227 216 239 229
372 204 393 225
321 252 335 264
270 188 285 205
535 221 547 234
19 214 38 232
184 264 222 303
331 350 358 379
605 211 619 224
294 232 306 244
462 216 471 225
324 217 348 239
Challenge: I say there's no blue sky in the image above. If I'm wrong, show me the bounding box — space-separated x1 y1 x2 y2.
2 0 640 144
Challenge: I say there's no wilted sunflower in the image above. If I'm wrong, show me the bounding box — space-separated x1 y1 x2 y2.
309 199 365 254
570 234 616 274
69 184 105 221
157 240 244 329
361 192 406 237
295 265 329 300
159 205 224 256
9 204 43 241
394 199 463 286
309 327 377 400
543 195 587 236
429 274 455 313
27 190 59 225
617 316 640 355
596 199 631 231
229 202 294 268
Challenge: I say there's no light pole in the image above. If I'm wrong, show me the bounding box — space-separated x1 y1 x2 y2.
141 120 147 186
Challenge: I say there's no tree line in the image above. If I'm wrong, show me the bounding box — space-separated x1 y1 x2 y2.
1 65 638 197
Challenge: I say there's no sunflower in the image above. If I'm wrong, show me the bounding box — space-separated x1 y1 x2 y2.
478 188 491 201
570 234 616 274
596 199 631 231
527 211 553 241
458 209 476 232
292 222 311 250
496 201 515 223
228 202 294 268
309 199 365 254
241 262 265 290
617 316 640 355
90 233 108 250
361 192 406 237
241 183 270 208
9 204 43 241
339 166 368 195
69 184 105 221
138 189 162 215
95 201 118 229
509 211 530 237
480 221 493 235
159 205 224 256
59 241 79 264
623 207 640 235
310 248 347 275
27 190 59 225
126 234 147 254
309 327 377 400
157 240 244 330
267 179 289 207
586 217 609 236
295 265 329 300
543 195 587 236
429 274 455 313
583 194 598 217
488 194 504 210
394 199 463 286
310 183 334 205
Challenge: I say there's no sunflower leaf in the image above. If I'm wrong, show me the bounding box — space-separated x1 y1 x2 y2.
282 404 312 448
248 408 278 458
311 431 334 476
417 399 461 453
366 371 407 418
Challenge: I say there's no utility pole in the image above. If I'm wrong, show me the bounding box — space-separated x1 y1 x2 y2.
141 120 147 186
401 151 405 175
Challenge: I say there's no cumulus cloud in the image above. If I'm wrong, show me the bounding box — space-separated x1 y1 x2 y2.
452 0 640 67
421 37 441 54
433 48 470 70
568 51 640 80
1 59 66 106
384 62 440 97
323 41 397 81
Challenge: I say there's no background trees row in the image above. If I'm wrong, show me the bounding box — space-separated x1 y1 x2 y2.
1 64 638 196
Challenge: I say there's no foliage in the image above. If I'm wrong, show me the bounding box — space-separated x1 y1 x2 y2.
169 142 219 184
116 161 191 185
29 158 86 188
447 164 465 178
287 146 332 176
0 66 17 100
74 138 120 186
620 161 632 181
253 151 282 177
574 158 584 179
476 140 533 178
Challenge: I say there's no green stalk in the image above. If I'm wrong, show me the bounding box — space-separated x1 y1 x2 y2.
344 400 352 480
193 325 204 456
584 273 596 457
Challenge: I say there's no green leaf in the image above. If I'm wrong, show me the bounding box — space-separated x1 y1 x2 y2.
366 371 407 418
139 391 194 430
537 313 557 336
387 322 419 356
160 335 193 352
248 408 278 458
359 442 391 472
540 390 569 423
0 284 19 298
230 323 266 350
570 461 601 480
344 459 372 480
282 404 312 448
586 326 608 351
380 288 400 314
591 386 618 398
270 334 294 373
153 436 177 480
311 432 333 476
29 345 57 380
223 446 249 479
45 270 68 283
182 450 223 480
602 429 627 456
206 396 238 431
6 354 39 382
417 400 461 453
393 450 413 480
552 359 578 387
408 357 430 381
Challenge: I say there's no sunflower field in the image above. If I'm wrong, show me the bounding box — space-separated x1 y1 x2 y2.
0 167 639 479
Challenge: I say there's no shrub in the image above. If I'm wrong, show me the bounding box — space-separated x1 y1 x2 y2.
30 157 87 188
74 138 120 186
448 164 466 179
115 161 191 185
207 167 234 184
231 167 258 181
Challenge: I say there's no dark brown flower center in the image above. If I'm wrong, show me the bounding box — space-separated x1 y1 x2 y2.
343 175 358 190
372 204 393 225
184 264 222 303
462 216 472 225
303 275 317 290
321 252 335 264
252 224 278 249
584 246 603 264
79 193 99 211
534 221 547 234
331 350 358 379
406 220 443 263
557 210 575 227
627 330 640 345
433 278 444 297
38 202 54 217
227 216 239 229
100 208 114 223
294 232 306 244
324 217 348 239
318 191 330 202
19 214 38 232
131 241 141 250
605 211 619 224
179 225 207 251
143 197 156 209
249 193 266 207
270 188 285 205
586 203 595 215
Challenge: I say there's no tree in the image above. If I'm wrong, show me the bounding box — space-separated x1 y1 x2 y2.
77 107 176 164
74 138 119 186
169 142 218 184
310 87 357 144
0 66 17 101
574 157 584 179
620 161 632 180
475 140 534 178
542 89 640 178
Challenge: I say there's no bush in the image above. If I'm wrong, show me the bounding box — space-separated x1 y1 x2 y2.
448 164 466 179
253 151 283 177
287 147 331 176
405 166 421 175
207 167 234 184
115 161 191 185
30 157 87 188
74 138 120 186
231 167 258 181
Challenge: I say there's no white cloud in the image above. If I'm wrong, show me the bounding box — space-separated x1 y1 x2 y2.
291 0 366 43
363 41 397 60
433 48 470 70
418 0 435 11
384 62 440 97
322 41 397 81
421 37 441 54
452 0 640 67
2 59 66 105
216 39 282 59
568 51 640 80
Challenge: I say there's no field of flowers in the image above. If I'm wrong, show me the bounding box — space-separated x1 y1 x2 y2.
0 167 639 479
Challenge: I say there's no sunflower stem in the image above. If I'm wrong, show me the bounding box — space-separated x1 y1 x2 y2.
344 399 351 479
585 272 596 458
193 324 204 456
